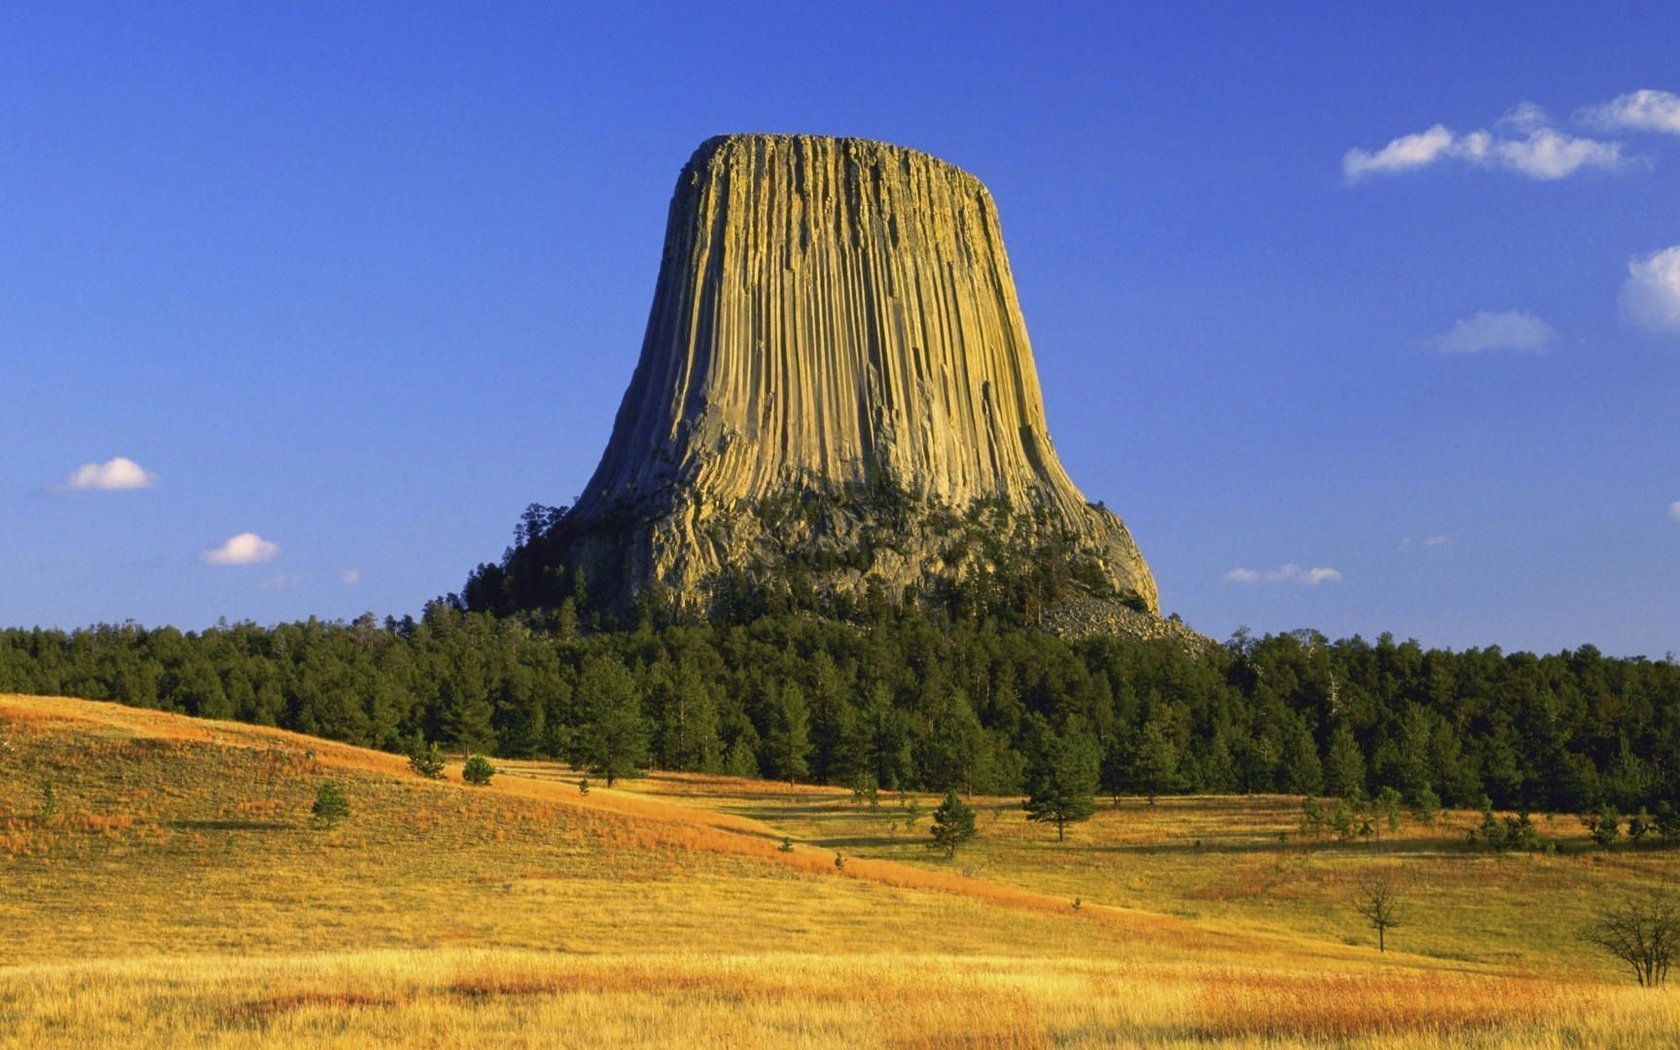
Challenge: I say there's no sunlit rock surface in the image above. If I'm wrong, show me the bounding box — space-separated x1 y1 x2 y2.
567 134 1157 614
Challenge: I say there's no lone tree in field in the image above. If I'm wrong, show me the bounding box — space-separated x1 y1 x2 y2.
1024 720 1099 841
1352 873 1405 953
1584 890 1680 987
407 738 446 779
462 754 496 786
929 789 977 859
311 779 350 829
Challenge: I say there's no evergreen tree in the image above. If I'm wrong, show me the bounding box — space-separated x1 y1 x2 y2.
766 681 813 783
1132 722 1182 804
570 655 649 787
658 663 722 772
929 789 977 858
1024 720 1100 841
311 780 350 828
1325 722 1366 798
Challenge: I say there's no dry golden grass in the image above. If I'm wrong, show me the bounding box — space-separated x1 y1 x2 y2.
5 691 1680 1047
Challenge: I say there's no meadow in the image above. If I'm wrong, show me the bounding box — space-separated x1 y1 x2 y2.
3 691 1678 1047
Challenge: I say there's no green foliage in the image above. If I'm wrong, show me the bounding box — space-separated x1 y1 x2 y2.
929 789 977 858
850 773 879 809
570 655 649 787
461 754 496 786
1131 722 1181 804
38 779 57 822
407 739 446 779
1299 795 1325 839
1024 720 1099 841
311 780 350 828
1585 805 1622 850
766 682 812 784
899 794 924 834
1628 806 1653 844
1409 786 1441 826
1656 801 1680 841
4 600 1680 827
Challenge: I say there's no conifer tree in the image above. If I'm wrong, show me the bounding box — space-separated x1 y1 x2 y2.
1024 720 1100 841
767 681 813 783
570 655 649 787
929 789 977 858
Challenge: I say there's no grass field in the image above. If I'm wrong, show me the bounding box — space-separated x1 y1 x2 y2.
4 692 1678 1047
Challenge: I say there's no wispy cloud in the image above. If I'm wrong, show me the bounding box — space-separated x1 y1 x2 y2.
53 456 158 492
1400 535 1451 551
1426 310 1556 354
1620 246 1680 335
1344 102 1630 181
1224 563 1342 586
340 569 362 586
203 532 279 566
1579 90 1680 135
1669 501 1680 524
261 574 301 590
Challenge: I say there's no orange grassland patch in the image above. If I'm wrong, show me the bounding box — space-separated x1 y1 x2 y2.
1192 970 1595 1040
0 693 1272 955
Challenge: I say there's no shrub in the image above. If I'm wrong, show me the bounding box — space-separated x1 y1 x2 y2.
462 754 496 786
1656 801 1680 840
407 740 446 779
1584 804 1621 850
311 780 350 828
1628 806 1653 844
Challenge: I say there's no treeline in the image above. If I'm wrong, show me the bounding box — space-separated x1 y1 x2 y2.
4 606 1679 817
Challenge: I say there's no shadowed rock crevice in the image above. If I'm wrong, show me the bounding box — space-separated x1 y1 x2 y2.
535 134 1157 617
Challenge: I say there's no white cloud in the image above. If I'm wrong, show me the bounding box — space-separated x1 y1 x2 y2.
1344 109 1628 181
340 569 362 586
1427 310 1556 354
1620 246 1680 334
1580 90 1680 135
1343 124 1457 178
1494 127 1628 179
203 532 279 566
1497 101 1551 134
1669 501 1680 524
55 456 158 492
1224 564 1342 586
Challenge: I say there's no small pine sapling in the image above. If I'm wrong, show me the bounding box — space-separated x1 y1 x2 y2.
407 739 446 779
462 754 496 786
38 779 57 822
311 780 350 829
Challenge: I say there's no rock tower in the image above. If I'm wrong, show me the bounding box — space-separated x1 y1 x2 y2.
555 134 1157 615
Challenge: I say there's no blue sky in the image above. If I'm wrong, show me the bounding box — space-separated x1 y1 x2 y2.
3 4 1677 657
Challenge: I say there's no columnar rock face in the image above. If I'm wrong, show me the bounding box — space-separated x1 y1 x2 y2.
565 134 1157 614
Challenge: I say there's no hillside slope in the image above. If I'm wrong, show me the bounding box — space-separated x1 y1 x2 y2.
5 693 1676 1048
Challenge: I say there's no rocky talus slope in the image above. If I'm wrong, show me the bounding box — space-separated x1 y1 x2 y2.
562 134 1157 616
